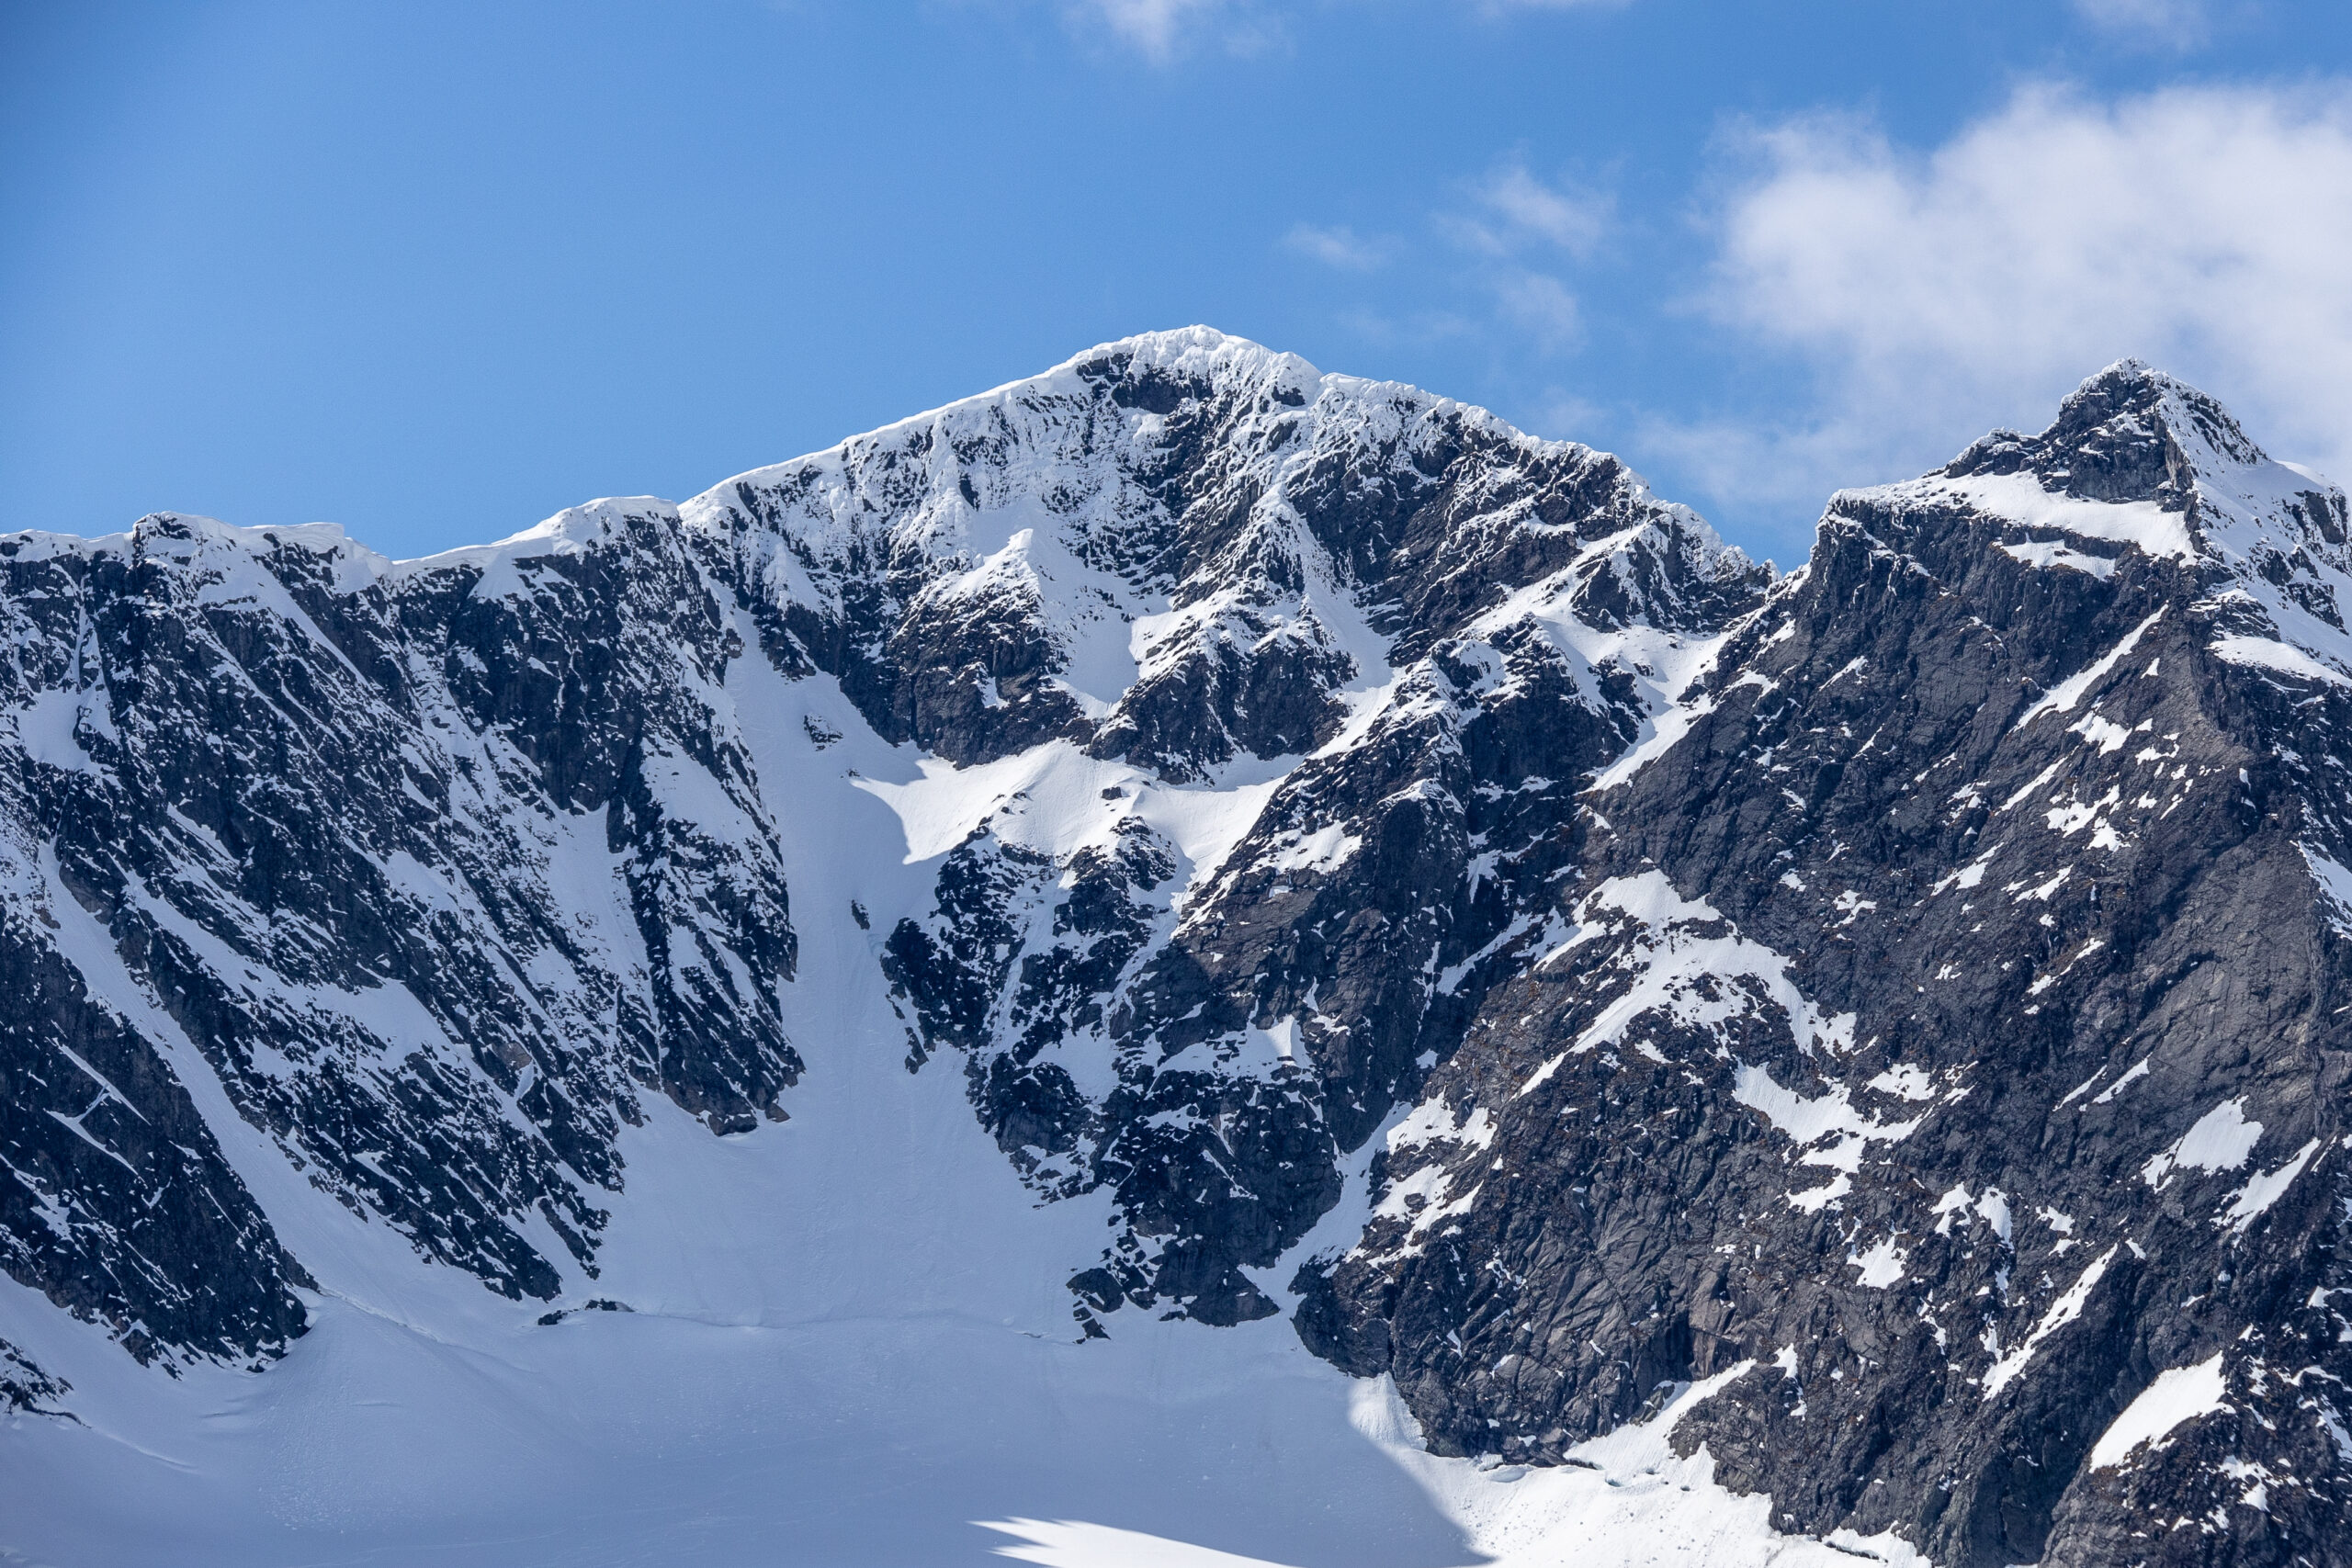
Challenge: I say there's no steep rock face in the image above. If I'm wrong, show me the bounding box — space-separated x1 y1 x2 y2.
0 805 307 1371
0 329 1769 1362
690 329 1760 778
7 333 2352 1568
0 1334 67 1413
0 503 799 1359
1302 364 2352 1568
684 330 1769 1323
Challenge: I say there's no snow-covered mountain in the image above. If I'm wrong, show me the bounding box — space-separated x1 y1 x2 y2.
3 332 2347 1568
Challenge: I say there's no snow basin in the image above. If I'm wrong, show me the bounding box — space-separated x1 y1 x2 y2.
2 642 1921 1568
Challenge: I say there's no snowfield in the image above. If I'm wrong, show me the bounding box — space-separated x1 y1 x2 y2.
7 337 2351 1568
0 647 1913 1568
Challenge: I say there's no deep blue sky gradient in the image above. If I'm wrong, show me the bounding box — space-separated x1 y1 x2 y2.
5 0 2348 558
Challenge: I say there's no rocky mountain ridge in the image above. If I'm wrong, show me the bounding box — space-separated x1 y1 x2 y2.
1305 361 2352 1568
3 331 2347 1568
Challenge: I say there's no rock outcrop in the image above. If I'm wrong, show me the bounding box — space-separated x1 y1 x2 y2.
6 333 2347 1565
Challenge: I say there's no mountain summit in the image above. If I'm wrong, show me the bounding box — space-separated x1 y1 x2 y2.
3 334 2347 1568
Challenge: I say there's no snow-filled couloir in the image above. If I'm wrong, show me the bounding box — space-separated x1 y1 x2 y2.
4 334 2351 1568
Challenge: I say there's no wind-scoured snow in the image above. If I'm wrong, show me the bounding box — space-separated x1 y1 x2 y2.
1910 472 2196 562
8 337 2349 1568
0 570 1906 1568
2212 635 2352 688
1562 872 1858 1059
2015 610 2166 730
1982 1246 2119 1399
2143 1099 2265 1188
1347 1368 1928 1568
2089 1355 2230 1470
2222 1139 2323 1234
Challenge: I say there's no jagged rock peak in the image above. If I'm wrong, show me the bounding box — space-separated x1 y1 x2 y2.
1303 358 2352 1568
682 325 1766 780
13 336 2352 1568
702 325 1643 484
685 325 1746 557
1826 360 2346 593
1942 357 2267 506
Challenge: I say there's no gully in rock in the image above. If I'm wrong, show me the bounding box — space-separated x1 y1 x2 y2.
3 333 2347 1568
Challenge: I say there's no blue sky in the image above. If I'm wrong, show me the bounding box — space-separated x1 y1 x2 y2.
4 0 2349 562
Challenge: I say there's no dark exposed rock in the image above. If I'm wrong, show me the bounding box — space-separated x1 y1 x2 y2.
1302 362 2352 1568
0 1337 68 1414
773 332 1767 1321
0 500 799 1359
8 333 2352 1565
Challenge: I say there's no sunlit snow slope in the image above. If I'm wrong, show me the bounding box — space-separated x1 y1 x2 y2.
6 335 2352 1568
0 640 1917 1568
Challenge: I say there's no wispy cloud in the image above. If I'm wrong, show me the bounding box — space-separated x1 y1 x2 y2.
1465 0 1634 14
2069 0 2211 48
1669 81 2352 522
1069 0 1630 62
1066 0 1262 61
1283 223 1391 271
1296 157 1609 364
1455 161 1612 257
1432 160 1612 358
1494 270 1583 350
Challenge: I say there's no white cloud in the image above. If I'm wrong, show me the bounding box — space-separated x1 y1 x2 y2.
1429 161 1609 356
2071 0 2210 45
1468 0 1633 13
1459 162 1612 257
1068 0 1248 61
1495 270 1583 350
1681 82 2352 521
1070 0 1629 62
1283 223 1391 271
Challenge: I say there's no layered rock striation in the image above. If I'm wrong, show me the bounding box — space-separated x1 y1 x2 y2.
5 332 2346 1566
